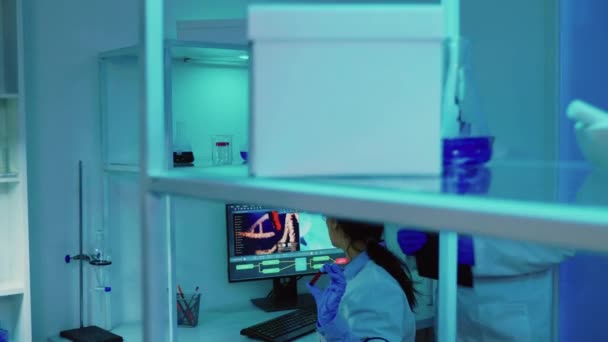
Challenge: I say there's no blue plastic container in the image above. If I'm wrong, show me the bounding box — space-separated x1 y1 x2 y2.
442 165 491 195
0 328 8 342
443 136 494 167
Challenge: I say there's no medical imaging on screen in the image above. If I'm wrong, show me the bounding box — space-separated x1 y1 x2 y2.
226 204 344 282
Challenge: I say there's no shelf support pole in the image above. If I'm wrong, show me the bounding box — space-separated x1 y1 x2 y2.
140 0 171 341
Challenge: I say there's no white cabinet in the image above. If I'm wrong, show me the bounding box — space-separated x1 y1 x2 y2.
0 0 31 340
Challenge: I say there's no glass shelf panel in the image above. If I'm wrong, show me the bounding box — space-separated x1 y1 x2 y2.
148 160 608 252
99 40 248 67
155 160 607 211
171 45 249 67
313 160 606 209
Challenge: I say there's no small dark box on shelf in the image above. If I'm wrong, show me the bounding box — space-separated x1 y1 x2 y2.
173 151 195 167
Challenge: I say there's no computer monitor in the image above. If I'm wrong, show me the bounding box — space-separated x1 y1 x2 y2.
226 203 347 312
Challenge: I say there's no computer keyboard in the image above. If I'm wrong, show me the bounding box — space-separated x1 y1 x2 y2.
240 307 317 342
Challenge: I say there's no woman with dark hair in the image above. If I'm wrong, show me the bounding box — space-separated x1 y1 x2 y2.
307 217 418 342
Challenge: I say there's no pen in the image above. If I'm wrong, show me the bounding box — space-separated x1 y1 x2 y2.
188 286 199 308
309 270 326 286
178 285 195 325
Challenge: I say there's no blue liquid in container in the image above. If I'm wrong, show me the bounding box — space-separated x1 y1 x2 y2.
443 136 494 167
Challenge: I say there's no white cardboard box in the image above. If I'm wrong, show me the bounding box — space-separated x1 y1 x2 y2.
177 19 247 45
248 5 444 177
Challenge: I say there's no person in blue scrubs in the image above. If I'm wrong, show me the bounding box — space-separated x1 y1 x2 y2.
307 218 418 342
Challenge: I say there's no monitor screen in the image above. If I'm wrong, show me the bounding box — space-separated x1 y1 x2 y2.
226 204 347 282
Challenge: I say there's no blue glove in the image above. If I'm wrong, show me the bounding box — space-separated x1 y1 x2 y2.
458 235 475 265
397 229 475 265
306 264 346 327
397 229 428 255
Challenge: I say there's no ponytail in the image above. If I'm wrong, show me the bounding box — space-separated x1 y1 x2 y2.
366 241 418 310
332 219 418 310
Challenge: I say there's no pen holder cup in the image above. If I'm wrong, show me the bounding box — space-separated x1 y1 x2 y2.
177 293 201 327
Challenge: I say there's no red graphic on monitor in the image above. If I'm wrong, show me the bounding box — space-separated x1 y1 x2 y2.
270 211 282 231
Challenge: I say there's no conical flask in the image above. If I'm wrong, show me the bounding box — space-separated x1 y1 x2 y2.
442 37 494 167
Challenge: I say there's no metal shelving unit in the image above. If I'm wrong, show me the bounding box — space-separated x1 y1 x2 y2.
135 2 607 342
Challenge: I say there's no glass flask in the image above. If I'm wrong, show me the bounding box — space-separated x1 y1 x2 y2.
442 37 494 167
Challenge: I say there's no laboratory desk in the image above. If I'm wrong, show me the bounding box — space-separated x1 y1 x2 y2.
49 301 435 341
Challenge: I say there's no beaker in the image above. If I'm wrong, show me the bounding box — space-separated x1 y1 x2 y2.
211 135 233 166
441 37 494 166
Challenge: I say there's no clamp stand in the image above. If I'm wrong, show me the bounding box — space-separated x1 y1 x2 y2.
60 161 123 342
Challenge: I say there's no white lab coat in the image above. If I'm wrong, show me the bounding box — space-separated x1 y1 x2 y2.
317 252 416 342
456 237 574 342
383 225 573 342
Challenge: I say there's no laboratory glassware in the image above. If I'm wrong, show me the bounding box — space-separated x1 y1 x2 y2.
212 135 233 166
442 37 494 167
61 161 123 341
173 121 195 167
90 229 113 331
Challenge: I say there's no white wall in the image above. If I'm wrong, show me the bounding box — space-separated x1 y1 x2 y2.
23 0 138 340
23 1 250 339
105 175 142 325
172 61 249 162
